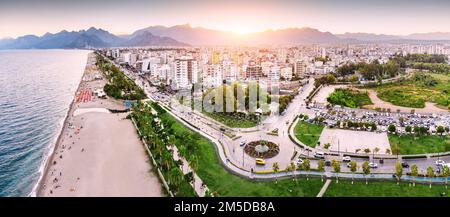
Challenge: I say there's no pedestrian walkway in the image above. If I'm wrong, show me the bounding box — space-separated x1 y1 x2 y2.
316 179 331 197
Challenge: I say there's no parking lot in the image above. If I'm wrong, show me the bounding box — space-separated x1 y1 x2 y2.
319 128 391 154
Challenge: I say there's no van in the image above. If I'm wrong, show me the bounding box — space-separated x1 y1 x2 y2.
255 158 266 165
314 152 325 159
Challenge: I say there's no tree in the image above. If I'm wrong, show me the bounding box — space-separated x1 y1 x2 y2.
437 126 445 136
385 149 391 155
374 147 380 155
362 161 371 184
395 162 403 184
427 166 435 188
405 126 412 134
289 162 297 181
272 162 280 183
318 160 325 182
168 167 184 195
442 165 449 189
388 124 396 134
413 125 420 136
302 159 311 180
188 155 199 172
349 161 357 184
410 164 418 187
332 160 341 183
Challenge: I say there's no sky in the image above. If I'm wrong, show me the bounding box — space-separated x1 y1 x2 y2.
1 0 450 38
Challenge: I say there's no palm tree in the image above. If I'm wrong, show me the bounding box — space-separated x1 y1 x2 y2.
385 149 391 155
443 166 449 189
289 162 297 181
188 155 199 172
317 160 325 182
427 166 435 188
395 161 403 185
303 159 311 180
410 164 418 187
332 160 341 183
362 161 371 184
162 150 173 171
168 167 184 195
349 161 357 184
272 162 280 184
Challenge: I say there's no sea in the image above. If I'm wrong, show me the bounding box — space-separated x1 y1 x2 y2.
0 49 90 196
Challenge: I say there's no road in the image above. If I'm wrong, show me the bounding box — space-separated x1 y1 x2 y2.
100 53 450 181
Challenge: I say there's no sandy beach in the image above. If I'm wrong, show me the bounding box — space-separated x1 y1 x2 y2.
37 53 163 197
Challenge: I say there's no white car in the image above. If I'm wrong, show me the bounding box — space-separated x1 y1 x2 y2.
296 158 304 166
239 140 247 147
369 162 378 168
314 152 325 159
436 160 446 167
342 156 351 162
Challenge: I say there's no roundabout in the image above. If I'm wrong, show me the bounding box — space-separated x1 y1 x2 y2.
244 140 280 159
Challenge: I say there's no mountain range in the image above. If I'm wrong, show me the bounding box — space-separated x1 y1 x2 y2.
1 24 450 49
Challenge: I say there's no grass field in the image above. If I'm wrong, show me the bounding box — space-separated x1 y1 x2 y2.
294 121 324 148
204 112 259 128
161 110 324 196
325 181 449 197
327 88 373 108
374 73 450 109
389 134 450 155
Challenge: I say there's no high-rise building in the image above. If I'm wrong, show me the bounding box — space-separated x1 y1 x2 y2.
172 56 198 90
245 62 262 80
294 60 306 77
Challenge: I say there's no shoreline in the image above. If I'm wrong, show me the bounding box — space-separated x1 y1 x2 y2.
35 52 162 197
30 52 92 197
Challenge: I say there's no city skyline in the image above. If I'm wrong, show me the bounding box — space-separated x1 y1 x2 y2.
2 0 450 38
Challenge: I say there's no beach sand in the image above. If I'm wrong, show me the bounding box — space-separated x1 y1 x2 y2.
37 53 163 197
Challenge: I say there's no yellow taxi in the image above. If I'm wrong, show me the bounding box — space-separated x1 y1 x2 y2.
255 158 266 165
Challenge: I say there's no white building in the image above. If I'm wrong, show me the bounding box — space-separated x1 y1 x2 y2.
171 56 198 90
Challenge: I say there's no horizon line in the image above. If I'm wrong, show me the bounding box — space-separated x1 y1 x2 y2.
2 23 450 40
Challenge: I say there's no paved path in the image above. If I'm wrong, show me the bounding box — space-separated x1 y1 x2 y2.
100 53 450 188
316 179 332 197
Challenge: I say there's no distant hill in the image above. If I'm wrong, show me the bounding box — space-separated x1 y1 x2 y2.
0 27 188 49
336 32 401 41
2 25 450 49
119 31 189 47
130 24 340 45
337 32 450 42
129 24 234 45
404 32 450 41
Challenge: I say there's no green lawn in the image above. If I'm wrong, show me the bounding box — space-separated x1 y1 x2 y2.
325 181 449 197
373 73 450 109
327 88 373 108
161 110 323 197
178 181 198 197
389 134 450 155
294 121 324 148
203 112 258 128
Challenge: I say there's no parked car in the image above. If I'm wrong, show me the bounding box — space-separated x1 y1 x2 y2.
314 151 325 159
255 158 266 165
401 162 410 168
342 156 351 162
325 160 332 167
296 158 304 166
239 140 247 147
369 162 378 168
436 160 446 167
